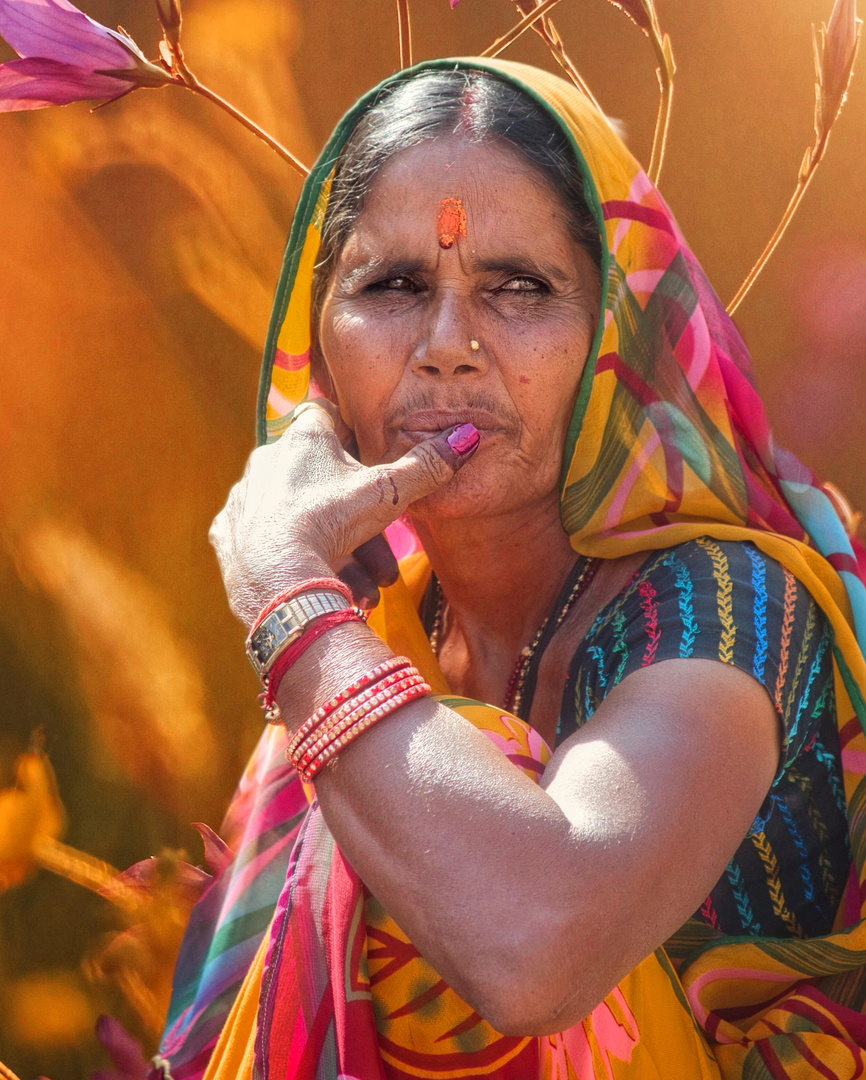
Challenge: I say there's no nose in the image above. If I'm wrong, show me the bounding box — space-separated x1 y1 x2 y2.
411 288 488 378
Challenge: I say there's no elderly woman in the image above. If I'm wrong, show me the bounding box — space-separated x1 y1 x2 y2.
157 60 866 1080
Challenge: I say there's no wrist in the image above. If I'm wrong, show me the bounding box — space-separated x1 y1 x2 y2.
233 554 335 629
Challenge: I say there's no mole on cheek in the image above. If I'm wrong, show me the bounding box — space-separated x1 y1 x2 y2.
436 197 467 249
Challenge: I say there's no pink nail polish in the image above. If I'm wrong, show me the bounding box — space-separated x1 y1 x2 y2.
446 423 480 456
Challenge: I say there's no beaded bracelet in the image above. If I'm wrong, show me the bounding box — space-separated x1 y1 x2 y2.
288 662 418 761
261 608 367 722
291 670 427 769
299 679 431 783
285 655 412 758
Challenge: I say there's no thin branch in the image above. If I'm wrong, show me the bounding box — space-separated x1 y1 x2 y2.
480 0 562 58
726 144 824 316
727 3 860 315
602 1 675 185
647 30 674 184
156 36 310 177
540 13 605 114
179 70 309 177
489 1 606 114
396 0 413 69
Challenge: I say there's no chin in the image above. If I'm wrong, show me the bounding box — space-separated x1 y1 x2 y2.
406 464 537 522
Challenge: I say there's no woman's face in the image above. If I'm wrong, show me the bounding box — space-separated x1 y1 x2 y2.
316 134 601 521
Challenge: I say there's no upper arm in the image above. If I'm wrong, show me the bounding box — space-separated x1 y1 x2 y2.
540 656 780 1021
530 540 837 1027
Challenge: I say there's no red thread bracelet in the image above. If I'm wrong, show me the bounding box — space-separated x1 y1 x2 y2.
291 670 426 769
251 577 354 633
262 608 367 721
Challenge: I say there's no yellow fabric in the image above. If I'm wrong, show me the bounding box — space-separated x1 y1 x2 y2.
201 929 267 1080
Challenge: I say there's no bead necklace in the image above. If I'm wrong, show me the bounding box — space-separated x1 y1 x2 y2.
428 555 600 720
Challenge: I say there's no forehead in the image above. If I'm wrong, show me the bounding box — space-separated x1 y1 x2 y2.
343 136 573 259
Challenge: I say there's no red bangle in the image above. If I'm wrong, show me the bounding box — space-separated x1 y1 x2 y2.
300 680 431 783
285 656 413 758
262 608 366 721
252 577 354 631
292 670 427 769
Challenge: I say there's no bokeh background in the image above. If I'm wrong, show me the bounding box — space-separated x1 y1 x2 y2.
1 0 864 1075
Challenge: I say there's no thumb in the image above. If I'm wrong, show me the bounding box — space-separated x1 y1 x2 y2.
369 422 480 510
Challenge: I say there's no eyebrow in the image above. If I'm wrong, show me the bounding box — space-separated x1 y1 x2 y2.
338 258 425 290
338 253 578 289
468 255 577 286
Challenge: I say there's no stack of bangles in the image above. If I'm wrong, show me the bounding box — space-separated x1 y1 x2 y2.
245 577 431 782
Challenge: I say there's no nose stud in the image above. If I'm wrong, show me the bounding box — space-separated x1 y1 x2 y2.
469 339 480 352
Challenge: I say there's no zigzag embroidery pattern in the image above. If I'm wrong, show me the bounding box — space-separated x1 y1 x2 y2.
751 828 805 938
695 538 735 664
784 603 817 748
788 766 840 908
771 793 816 902
639 579 661 667
743 543 768 680
664 551 698 658
774 568 798 714
725 861 760 933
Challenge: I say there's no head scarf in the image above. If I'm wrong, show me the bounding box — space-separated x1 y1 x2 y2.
159 59 866 1080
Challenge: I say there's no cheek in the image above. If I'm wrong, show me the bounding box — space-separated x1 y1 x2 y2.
319 316 402 454
510 341 588 434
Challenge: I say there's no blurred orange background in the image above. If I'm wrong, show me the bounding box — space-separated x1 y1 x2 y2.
1 0 864 1075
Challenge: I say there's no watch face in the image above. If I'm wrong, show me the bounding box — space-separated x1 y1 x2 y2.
247 592 347 676
251 626 277 665
249 615 287 672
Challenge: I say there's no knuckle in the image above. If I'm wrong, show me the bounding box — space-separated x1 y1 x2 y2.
412 442 452 485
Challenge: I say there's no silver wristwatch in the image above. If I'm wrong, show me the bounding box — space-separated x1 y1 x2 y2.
246 590 351 680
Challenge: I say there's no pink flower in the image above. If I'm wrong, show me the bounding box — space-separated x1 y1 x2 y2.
0 0 171 112
93 1015 157 1080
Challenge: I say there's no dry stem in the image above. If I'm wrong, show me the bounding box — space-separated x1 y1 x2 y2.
156 40 309 177
726 141 826 317
181 74 309 177
396 0 413 68
480 0 562 58
647 29 674 184
727 7 860 316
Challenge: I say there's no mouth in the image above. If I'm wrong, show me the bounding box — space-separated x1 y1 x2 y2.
393 409 503 444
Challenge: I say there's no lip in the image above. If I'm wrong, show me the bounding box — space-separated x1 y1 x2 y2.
393 409 503 439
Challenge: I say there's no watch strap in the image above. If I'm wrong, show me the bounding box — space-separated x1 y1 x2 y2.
246 589 351 679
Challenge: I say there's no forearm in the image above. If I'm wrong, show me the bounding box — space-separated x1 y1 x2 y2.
274 614 617 1033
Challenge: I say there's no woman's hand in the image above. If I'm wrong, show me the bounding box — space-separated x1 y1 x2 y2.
208 401 479 627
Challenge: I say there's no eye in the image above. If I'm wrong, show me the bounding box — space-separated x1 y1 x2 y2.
498 276 549 294
370 274 423 293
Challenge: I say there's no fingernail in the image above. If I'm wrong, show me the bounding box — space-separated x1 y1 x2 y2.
446 423 480 456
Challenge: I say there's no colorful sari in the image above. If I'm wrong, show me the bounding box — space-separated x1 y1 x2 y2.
157 59 866 1080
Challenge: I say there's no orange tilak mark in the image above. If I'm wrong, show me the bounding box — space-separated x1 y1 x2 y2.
436 197 467 249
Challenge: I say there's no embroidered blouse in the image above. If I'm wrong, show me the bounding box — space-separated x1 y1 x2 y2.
557 538 850 946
